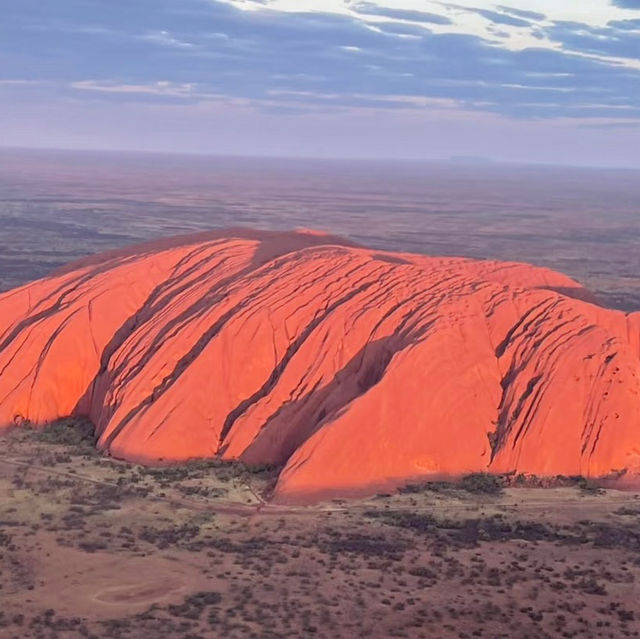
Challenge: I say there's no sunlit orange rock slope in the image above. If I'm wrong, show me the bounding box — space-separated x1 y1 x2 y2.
1 228 639 501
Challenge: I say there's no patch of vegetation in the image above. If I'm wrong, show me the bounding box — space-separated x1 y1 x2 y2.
399 473 505 496
571 476 604 495
139 458 279 484
398 481 455 495
507 473 606 493
459 472 505 495
317 531 406 560
28 417 96 448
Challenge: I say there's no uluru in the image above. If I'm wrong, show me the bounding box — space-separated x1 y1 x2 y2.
0 228 639 502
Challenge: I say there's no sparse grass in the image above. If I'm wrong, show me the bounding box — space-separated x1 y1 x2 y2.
1 425 640 639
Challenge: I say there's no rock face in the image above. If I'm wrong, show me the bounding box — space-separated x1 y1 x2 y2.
0 228 639 501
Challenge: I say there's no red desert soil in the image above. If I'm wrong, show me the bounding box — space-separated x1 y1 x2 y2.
0 228 638 502
6 540 197 618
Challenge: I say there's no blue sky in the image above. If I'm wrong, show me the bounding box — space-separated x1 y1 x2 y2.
2 0 640 166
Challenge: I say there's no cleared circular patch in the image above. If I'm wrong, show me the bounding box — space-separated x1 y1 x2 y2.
93 579 185 605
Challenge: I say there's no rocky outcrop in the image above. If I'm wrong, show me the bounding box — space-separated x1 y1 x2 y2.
0 228 638 501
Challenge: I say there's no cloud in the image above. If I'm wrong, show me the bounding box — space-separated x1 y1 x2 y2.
608 18 640 29
610 0 640 7
71 80 199 96
496 6 546 21
444 4 533 27
139 30 195 49
2 0 640 124
0 79 42 85
351 2 452 25
471 9 532 27
267 88 458 111
545 20 640 60
579 120 640 128
371 21 433 36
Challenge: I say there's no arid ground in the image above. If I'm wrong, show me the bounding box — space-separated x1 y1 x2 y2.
1 421 640 639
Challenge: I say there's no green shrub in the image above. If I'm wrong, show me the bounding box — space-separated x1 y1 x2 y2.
572 476 604 494
459 473 504 495
31 418 96 447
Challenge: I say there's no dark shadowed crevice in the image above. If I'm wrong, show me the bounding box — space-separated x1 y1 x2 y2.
218 281 375 448
236 335 406 468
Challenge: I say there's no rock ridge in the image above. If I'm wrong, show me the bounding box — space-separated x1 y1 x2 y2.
0 228 638 501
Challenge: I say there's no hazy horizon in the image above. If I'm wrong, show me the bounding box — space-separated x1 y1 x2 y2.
4 144 640 171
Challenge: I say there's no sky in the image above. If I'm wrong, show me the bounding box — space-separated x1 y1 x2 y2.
2 0 640 166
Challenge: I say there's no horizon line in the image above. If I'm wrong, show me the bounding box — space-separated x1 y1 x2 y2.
2 144 640 172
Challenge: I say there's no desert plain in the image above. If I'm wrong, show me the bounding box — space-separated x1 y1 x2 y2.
2 420 640 639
